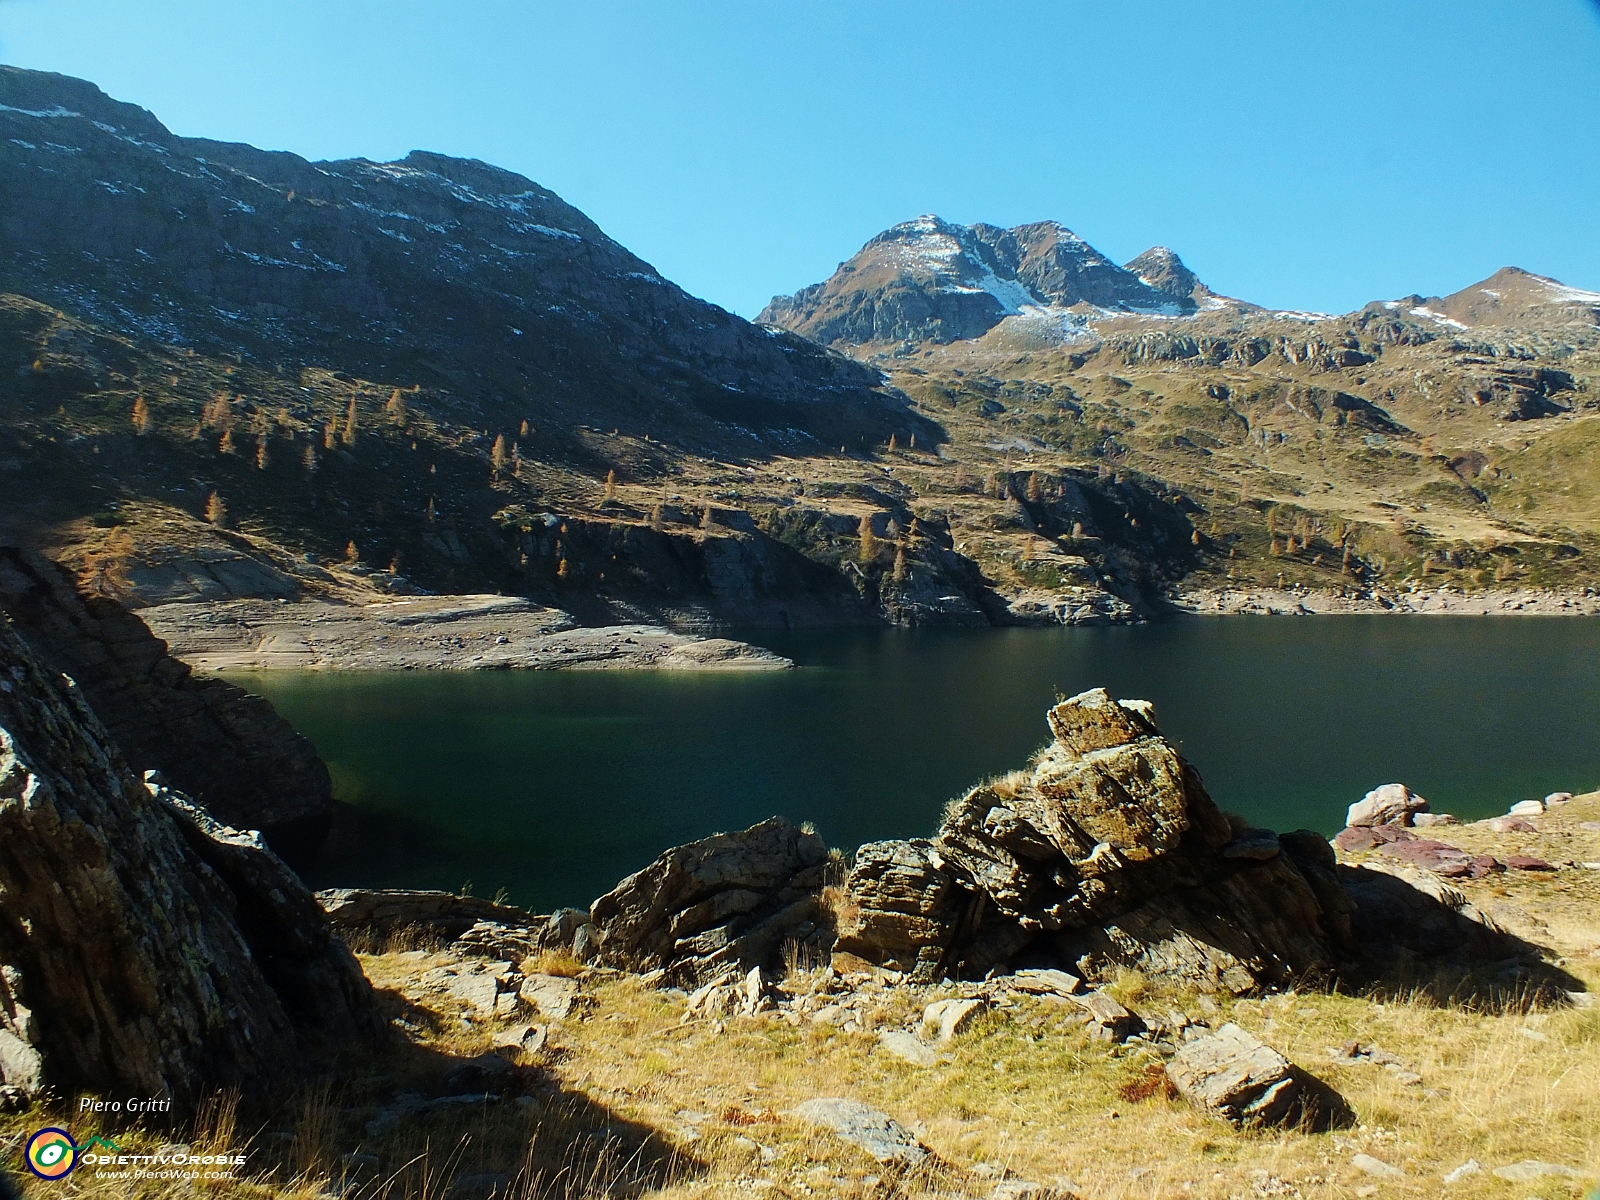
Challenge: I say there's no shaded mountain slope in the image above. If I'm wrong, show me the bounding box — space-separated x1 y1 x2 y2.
0 65 921 458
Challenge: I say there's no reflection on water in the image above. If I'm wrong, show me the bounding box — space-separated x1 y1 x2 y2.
236 616 1600 911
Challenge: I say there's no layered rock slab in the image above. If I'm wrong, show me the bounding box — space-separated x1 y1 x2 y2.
0 614 383 1109
836 688 1354 989
589 816 833 982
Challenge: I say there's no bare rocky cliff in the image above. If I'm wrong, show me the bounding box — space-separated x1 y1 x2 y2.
0 613 384 1111
0 547 332 850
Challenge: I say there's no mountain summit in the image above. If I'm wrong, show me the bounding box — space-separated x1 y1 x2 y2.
758 216 1217 346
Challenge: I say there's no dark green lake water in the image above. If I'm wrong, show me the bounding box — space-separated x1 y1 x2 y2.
236 617 1600 913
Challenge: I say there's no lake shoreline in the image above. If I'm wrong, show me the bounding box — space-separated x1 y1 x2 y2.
141 594 794 672
1168 584 1600 618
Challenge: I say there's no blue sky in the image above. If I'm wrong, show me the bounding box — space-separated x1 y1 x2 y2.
3 1 1597 317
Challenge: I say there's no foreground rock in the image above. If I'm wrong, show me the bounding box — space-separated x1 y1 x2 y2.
588 816 833 983
835 688 1355 990
141 595 792 672
1166 1022 1347 1129
790 1097 930 1165
0 615 384 1109
0 546 332 840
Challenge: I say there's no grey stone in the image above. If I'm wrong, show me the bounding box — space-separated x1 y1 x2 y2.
1006 969 1081 996
1491 1160 1585 1183
922 997 987 1042
877 1030 940 1067
1441 1159 1481 1184
446 973 503 1016
517 975 581 1020
790 1097 929 1164
1166 1023 1306 1127
589 816 828 981
1351 1153 1402 1178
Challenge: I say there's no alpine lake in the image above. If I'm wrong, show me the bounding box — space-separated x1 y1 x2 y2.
235 615 1600 913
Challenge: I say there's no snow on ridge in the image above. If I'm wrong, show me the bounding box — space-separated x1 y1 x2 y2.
1409 305 1468 330
1541 281 1600 304
0 102 81 120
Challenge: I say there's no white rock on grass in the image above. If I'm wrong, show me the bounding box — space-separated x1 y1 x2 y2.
1509 799 1546 817
1491 1160 1586 1183
1441 1159 1482 1184
1351 1153 1403 1178
877 1030 940 1067
1347 783 1428 828
790 1098 929 1164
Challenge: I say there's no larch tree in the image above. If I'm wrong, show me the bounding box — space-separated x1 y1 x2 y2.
131 396 151 436
204 492 227 527
858 515 878 562
341 395 358 446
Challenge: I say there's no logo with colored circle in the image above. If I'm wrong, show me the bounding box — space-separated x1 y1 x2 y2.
25 1128 78 1180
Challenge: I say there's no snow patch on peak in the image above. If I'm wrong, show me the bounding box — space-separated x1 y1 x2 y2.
1409 305 1468 330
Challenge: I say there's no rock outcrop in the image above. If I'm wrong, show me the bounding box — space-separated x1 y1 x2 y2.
0 547 332 849
0 614 383 1111
1167 1022 1348 1130
835 689 1355 990
588 816 834 983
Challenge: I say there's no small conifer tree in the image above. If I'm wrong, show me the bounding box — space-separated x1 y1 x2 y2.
887 433 897 451
219 430 235 456
859 515 878 562
345 540 359 564
341 395 358 446
604 469 617 501
557 557 570 580
892 543 907 583
520 419 530 438
303 444 318 475
204 492 227 527
131 396 151 436
1026 473 1043 503
649 505 664 532
491 434 508 476
255 434 270 470
323 423 337 450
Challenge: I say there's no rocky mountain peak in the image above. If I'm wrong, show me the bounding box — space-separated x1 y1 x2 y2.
1125 245 1206 306
759 216 1210 348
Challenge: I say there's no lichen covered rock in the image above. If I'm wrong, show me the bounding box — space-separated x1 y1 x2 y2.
836 688 1355 990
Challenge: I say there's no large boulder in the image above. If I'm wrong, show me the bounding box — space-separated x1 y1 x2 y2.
836 689 1355 991
1346 783 1428 829
0 547 332 852
588 816 832 983
0 614 384 1111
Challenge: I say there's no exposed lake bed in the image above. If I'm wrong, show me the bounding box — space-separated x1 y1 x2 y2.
234 616 1600 911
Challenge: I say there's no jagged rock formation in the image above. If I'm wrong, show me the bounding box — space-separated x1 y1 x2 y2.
835 689 1354 990
0 614 383 1110
588 816 834 983
0 547 332 847
759 216 1203 347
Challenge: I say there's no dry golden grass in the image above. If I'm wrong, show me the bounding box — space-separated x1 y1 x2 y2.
6 801 1600 1199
